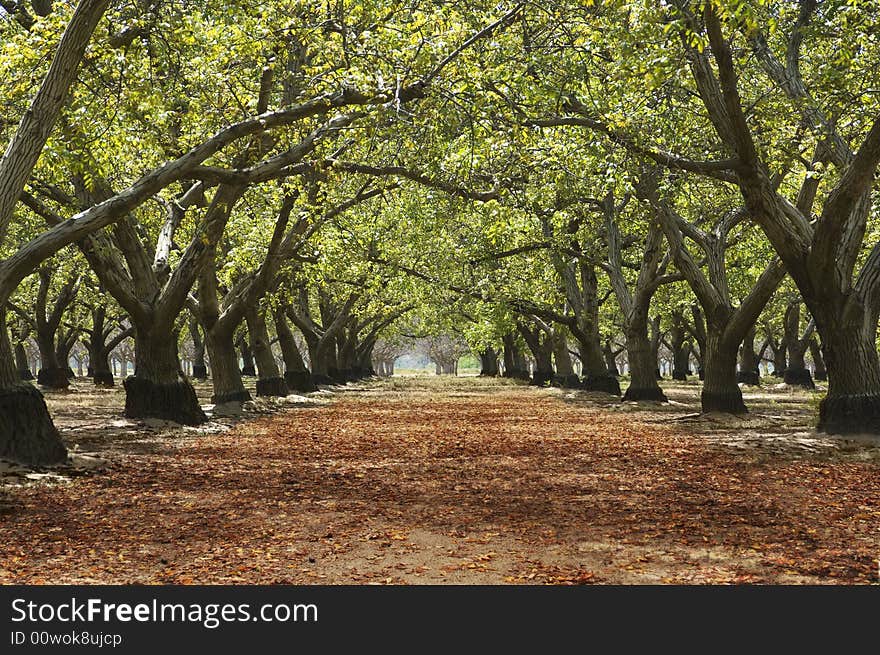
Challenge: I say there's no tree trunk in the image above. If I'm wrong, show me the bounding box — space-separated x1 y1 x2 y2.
603 339 620 377
272 307 316 392
124 322 206 424
239 337 256 376
0 315 66 464
501 333 529 380
736 325 761 386
814 314 880 434
701 330 747 414
204 324 251 405
247 307 288 397
14 340 33 380
771 337 787 377
809 337 827 381
89 338 114 387
189 317 207 379
479 347 499 377
35 329 68 389
551 331 579 388
623 316 666 402
783 301 814 389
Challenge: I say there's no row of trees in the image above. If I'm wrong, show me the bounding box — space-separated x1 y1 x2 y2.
3 1 880 465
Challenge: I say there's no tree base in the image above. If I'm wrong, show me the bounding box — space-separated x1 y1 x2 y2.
211 389 252 405
92 370 115 387
623 385 667 402
0 384 67 465
503 369 530 381
285 370 318 392
192 364 208 380
311 373 336 386
784 368 814 389
697 368 705 380
240 365 256 377
124 377 207 425
815 370 827 381
701 389 747 414
655 368 662 379
818 393 880 435
672 369 688 381
19 369 34 381
37 367 70 389
256 376 289 397
583 375 622 396
530 371 553 386
736 370 760 386
551 374 581 388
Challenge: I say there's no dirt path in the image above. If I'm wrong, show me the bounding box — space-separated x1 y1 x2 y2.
1 377 878 584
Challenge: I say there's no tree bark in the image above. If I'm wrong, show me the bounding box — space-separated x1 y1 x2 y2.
501 332 529 380
272 306 316 392
809 337 827 381
479 347 499 377
246 306 288 397
701 328 747 413
189 317 207 379
124 319 206 424
623 309 667 402
551 329 579 388
736 325 761 386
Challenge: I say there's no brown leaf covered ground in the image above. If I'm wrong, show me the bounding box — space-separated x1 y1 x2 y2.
1 376 879 584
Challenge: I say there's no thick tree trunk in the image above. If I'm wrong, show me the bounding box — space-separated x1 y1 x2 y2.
0 316 67 464
814 315 880 434
736 326 761 386
623 318 666 402
124 322 205 424
701 331 746 414
272 307 316 392
501 333 529 380
205 325 251 405
89 340 114 387
572 328 621 394
246 307 288 397
36 329 68 389
479 347 499 377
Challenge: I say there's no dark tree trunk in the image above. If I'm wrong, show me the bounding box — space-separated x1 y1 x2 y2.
14 340 33 380
272 306 317 392
189 317 207 379
814 313 880 434
501 333 529 380
809 337 827 381
246 307 288 398
518 324 554 386
124 322 206 424
669 311 691 381
771 337 787 377
478 347 499 377
36 329 68 389
0 315 67 464
239 337 256 376
783 302 814 389
736 325 761 386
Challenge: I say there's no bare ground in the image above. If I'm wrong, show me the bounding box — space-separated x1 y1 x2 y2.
1 376 878 584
